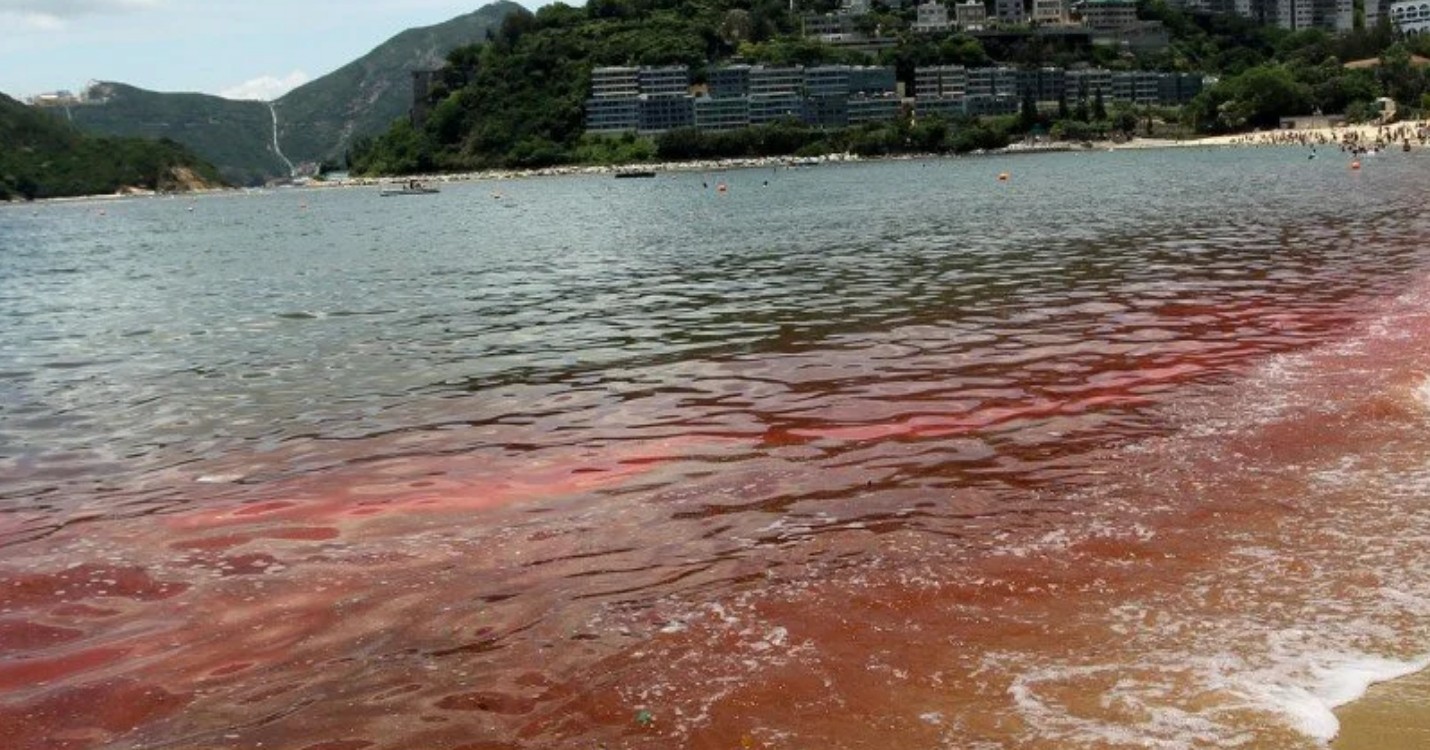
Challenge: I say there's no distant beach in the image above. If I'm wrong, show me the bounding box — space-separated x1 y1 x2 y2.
321 122 1430 189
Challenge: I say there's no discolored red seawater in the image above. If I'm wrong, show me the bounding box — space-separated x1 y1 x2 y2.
4 150 1430 749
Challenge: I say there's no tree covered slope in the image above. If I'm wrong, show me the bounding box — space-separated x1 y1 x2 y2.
0 92 223 201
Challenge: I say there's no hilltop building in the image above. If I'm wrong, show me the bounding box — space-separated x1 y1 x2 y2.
28 90 83 107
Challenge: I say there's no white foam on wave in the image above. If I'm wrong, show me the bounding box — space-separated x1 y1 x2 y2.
1234 653 1430 742
1414 374 1430 414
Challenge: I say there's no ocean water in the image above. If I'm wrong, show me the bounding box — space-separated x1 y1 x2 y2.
3 148 1430 749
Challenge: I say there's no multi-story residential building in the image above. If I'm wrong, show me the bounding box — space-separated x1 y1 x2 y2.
916 65 969 100
967 67 1020 97
590 66 640 98
805 66 852 98
1018 68 1067 102
1110 70 1161 104
803 96 850 127
638 97 695 132
749 94 805 124
1366 0 1394 26
849 66 898 95
1390 0 1430 33
848 96 902 124
955 0 990 27
963 94 1021 115
919 65 1201 110
996 0 1028 23
803 13 860 36
1080 0 1140 30
749 66 804 98
694 97 750 131
1065 68 1112 99
638 66 690 97
586 97 641 133
708 66 751 99
914 0 953 31
584 65 695 134
1032 0 1069 23
1179 0 1349 29
586 66 642 133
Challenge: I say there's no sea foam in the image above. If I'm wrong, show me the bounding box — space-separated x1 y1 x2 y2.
1238 653 1430 742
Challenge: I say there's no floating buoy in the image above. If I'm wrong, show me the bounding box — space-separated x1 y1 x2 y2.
1350 161 1361 170
997 172 1010 182
716 183 728 193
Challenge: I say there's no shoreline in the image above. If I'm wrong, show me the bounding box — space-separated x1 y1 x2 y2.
1333 662 1430 749
8 121 1428 206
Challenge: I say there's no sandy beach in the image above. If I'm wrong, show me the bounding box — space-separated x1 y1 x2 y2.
1194 119 1430 150
1334 665 1430 749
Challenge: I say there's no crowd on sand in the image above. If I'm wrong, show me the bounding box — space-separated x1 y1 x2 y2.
1216 120 1430 155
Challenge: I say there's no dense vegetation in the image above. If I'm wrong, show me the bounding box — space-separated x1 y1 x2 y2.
273 1 520 167
350 0 1430 175
0 93 223 201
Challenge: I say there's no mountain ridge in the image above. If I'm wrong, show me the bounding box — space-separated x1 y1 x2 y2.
62 1 521 184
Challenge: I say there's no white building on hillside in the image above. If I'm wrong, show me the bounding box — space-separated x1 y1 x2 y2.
914 0 952 30
1391 0 1430 33
955 0 989 27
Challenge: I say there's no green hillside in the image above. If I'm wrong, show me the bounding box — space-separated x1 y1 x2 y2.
348 0 1430 174
70 82 283 186
0 92 223 201
274 1 522 166
62 1 520 184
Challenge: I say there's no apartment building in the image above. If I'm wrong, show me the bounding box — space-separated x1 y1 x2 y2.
955 0 990 27
1081 0 1140 30
915 65 1203 119
914 0 953 31
1390 0 1430 33
587 64 900 134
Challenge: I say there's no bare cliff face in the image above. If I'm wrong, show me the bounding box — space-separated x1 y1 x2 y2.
159 166 223 193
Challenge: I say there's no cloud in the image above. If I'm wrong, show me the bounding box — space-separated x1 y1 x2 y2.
0 0 160 16
220 70 311 101
0 0 160 30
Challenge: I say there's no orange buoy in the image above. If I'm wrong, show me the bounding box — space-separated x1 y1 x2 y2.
997 172 1010 181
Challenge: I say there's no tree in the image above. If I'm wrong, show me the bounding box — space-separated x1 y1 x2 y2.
1016 90 1036 131
718 9 754 49
1093 87 1107 120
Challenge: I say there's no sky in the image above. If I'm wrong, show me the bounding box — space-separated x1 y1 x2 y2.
0 0 553 102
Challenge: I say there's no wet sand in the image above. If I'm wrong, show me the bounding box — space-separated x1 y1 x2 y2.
1334 667 1430 749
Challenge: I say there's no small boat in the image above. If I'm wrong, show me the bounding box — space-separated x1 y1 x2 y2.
380 181 440 196
614 169 656 179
